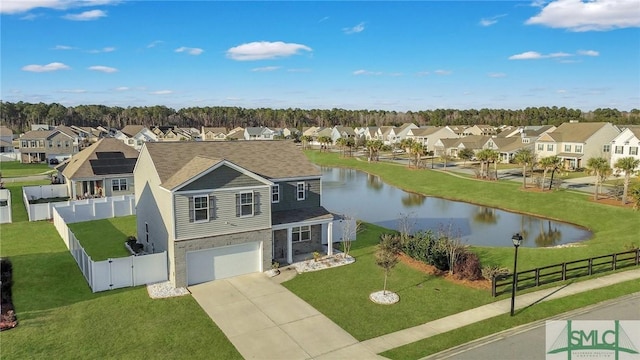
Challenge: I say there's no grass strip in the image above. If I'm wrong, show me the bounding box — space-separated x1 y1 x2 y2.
380 279 640 359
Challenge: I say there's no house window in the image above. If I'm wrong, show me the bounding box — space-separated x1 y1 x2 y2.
537 144 544 151
547 144 554 151
603 145 610 153
564 144 571 152
292 225 311 242
614 146 624 154
297 182 306 201
630 147 639 156
522 138 530 144
575 145 583 153
193 195 208 222
188 195 215 222
112 178 127 191
238 191 254 217
31 140 37 147
271 185 280 203
145 223 149 243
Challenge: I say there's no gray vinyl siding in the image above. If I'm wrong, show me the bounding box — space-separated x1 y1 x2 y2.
271 178 321 212
174 186 271 240
106 175 135 196
181 165 265 191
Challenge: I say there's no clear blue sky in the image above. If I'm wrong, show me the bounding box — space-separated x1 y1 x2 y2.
1 0 639 112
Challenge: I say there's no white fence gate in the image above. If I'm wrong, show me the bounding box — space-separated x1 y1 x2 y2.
52 207 167 293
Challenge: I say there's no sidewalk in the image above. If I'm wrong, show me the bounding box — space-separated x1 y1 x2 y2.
321 268 640 357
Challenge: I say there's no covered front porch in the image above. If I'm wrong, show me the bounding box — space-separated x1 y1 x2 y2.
271 207 335 265
557 153 583 170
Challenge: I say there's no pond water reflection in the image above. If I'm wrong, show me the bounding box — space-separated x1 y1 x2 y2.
320 167 592 248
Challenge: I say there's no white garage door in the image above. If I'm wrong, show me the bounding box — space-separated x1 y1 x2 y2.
187 242 261 285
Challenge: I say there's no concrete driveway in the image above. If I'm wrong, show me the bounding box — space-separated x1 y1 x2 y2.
189 273 381 359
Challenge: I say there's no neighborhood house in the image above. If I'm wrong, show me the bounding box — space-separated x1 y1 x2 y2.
134 141 336 287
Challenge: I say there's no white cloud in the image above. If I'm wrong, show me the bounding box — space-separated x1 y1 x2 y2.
226 41 312 61
88 65 117 73
434 69 452 75
526 0 640 31
19 13 41 20
343 22 365 34
147 40 163 48
175 47 204 55
251 66 280 72
60 89 86 93
22 62 70 72
353 69 382 76
416 71 430 77
508 51 571 60
577 49 599 56
115 86 129 91
150 90 173 95
556 89 567 93
62 9 107 21
319 16 329 23
488 72 507 78
1 0 119 14
88 47 115 53
480 14 507 27
53 45 73 50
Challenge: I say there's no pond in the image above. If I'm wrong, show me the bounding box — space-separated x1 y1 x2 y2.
320 167 592 248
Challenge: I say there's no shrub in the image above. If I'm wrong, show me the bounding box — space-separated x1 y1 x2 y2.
453 251 483 280
481 265 510 280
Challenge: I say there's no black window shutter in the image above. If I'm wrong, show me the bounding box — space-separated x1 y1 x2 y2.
209 196 216 220
235 193 240 217
188 196 194 223
254 191 261 215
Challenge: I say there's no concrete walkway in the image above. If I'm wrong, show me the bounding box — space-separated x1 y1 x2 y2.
189 273 383 359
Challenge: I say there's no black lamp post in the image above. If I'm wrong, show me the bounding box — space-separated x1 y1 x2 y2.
510 233 523 316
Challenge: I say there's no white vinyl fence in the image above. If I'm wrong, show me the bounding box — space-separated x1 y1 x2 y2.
23 184 135 221
0 189 11 224
52 206 167 293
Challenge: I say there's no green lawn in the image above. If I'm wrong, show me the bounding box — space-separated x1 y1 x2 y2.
0 161 52 178
0 183 242 360
3 180 50 222
68 216 137 260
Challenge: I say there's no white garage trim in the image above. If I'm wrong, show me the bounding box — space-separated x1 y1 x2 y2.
187 241 262 285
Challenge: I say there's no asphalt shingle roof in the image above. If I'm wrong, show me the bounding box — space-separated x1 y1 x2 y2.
144 141 321 190
60 138 140 179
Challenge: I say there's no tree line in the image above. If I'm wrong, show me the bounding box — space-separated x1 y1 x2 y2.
1 100 639 134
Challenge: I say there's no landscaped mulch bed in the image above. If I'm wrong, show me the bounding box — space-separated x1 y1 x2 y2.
398 253 491 291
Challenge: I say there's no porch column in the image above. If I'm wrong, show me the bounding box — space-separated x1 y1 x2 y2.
327 222 333 256
287 227 293 264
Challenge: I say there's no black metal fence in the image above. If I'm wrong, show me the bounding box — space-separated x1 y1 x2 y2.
492 248 640 297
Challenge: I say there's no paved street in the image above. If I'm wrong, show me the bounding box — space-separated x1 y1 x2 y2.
425 293 640 360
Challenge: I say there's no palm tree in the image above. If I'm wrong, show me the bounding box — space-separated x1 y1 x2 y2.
614 157 640 204
410 141 424 168
487 149 500 180
335 137 347 157
538 156 561 191
514 148 536 189
586 157 611 200
476 149 496 179
366 140 384 162
300 135 312 150
317 136 332 152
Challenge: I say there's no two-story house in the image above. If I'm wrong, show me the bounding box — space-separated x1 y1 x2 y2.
610 126 640 168
19 125 80 163
134 141 335 287
535 122 620 169
406 126 459 153
0 126 14 153
330 126 356 144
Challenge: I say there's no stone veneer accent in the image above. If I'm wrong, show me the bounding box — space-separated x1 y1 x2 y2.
172 228 272 287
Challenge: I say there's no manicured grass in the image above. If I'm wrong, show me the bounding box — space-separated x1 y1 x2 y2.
0 161 52 177
68 216 137 260
283 223 494 340
3 180 50 222
380 279 640 359
0 220 242 360
305 151 640 271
